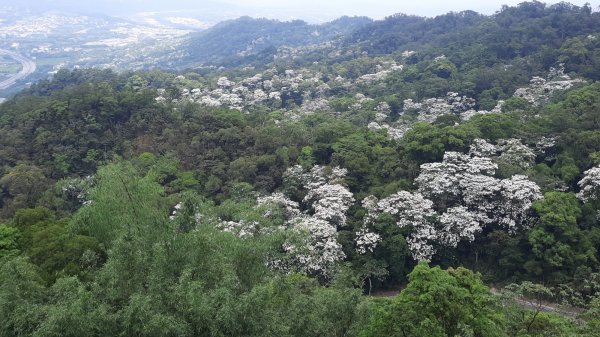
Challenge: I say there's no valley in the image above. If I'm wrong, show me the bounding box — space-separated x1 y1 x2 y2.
0 49 36 91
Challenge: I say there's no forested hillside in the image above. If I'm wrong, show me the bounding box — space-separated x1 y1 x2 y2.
182 16 373 67
2 1 600 336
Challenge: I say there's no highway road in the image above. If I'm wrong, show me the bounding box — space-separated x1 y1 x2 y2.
0 49 36 91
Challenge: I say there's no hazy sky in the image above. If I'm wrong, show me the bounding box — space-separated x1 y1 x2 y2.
6 0 599 22
224 0 598 20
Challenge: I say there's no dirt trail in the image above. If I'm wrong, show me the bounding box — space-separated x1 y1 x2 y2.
372 287 584 318
489 288 584 318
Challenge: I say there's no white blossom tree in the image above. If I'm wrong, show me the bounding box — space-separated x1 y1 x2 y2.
258 165 357 277
364 144 542 262
577 166 600 202
59 175 94 206
216 220 258 238
281 217 346 277
497 139 537 169
497 175 543 231
364 191 437 261
468 138 537 170
468 138 500 158
438 206 482 247
355 227 381 254
416 151 497 204
459 173 503 225
303 183 354 226
257 192 301 221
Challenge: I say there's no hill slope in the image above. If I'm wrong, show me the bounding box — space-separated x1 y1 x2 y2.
182 16 373 66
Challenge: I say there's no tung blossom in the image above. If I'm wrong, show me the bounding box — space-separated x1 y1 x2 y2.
262 165 356 277
217 220 258 238
497 175 543 230
355 227 381 254
497 139 536 169
577 166 600 203
288 217 345 276
257 192 301 220
366 145 542 262
438 206 482 247
304 183 354 226
365 191 437 261
60 175 94 206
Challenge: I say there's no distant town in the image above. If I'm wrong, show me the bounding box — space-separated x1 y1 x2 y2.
0 7 205 97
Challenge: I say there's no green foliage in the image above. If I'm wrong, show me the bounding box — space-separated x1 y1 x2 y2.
70 161 167 247
466 113 519 141
0 257 46 337
551 155 580 184
0 164 50 218
360 263 506 337
501 97 531 112
0 165 362 336
500 282 590 337
543 83 600 135
298 146 315 168
527 192 597 282
400 122 480 163
32 277 117 337
0 224 20 258
425 59 457 79
366 213 412 286
9 207 102 283
480 230 528 281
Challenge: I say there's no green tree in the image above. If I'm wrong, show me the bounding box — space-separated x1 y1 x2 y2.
0 257 46 337
70 161 167 247
10 207 102 283
527 192 597 282
0 225 20 258
298 146 315 168
501 96 530 112
32 277 117 337
0 164 49 218
361 263 506 337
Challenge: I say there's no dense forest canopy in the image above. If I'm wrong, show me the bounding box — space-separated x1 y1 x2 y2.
2 1 600 336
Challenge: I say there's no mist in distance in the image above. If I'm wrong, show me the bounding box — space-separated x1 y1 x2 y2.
4 0 598 23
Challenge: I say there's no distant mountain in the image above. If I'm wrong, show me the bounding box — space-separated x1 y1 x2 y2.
344 1 598 65
177 2 600 71
343 11 486 54
181 16 373 66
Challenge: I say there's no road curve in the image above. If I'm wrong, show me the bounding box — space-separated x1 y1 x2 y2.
0 49 36 90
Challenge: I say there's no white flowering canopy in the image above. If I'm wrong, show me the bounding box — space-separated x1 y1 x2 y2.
257 165 362 278
281 217 345 276
577 166 600 203
364 191 438 261
364 145 542 262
